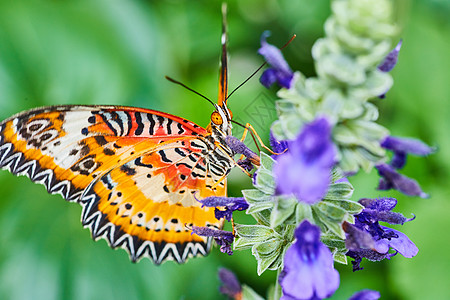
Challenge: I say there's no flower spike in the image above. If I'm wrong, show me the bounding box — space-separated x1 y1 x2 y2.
258 31 294 89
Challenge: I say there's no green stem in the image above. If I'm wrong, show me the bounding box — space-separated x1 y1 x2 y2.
273 268 283 300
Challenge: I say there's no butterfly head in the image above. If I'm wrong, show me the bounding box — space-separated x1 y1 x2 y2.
210 104 233 134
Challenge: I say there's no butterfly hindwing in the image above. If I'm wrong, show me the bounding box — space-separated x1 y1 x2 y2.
0 105 230 263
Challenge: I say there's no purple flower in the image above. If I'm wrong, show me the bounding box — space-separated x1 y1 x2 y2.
377 40 402 98
381 135 435 169
270 130 289 160
191 226 234 255
344 197 418 271
218 268 242 299
274 117 337 204
279 220 339 300
225 135 260 166
349 289 381 300
258 31 294 89
378 40 402 72
196 195 249 222
376 164 429 198
237 157 254 172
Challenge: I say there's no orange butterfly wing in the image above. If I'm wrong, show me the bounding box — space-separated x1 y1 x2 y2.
0 105 231 263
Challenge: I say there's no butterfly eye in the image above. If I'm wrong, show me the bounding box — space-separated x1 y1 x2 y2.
211 111 223 125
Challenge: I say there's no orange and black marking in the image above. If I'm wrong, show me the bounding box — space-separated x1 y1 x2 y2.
0 105 231 264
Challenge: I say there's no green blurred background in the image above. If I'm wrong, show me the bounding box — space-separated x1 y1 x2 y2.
0 0 448 299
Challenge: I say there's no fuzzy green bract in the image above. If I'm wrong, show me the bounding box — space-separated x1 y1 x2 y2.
271 0 398 174
235 153 361 275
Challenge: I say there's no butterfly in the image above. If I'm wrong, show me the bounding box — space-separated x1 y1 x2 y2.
0 5 253 265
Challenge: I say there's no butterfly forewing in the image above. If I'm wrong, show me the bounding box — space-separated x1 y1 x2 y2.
0 105 228 263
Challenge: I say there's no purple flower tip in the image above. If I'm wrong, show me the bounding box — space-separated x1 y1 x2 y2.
378 40 402 72
270 130 289 160
280 220 340 300
218 268 242 298
375 164 429 198
237 157 254 172
195 196 248 222
258 31 294 89
225 136 260 166
190 226 234 255
274 117 337 204
349 289 381 300
377 40 403 97
381 135 435 169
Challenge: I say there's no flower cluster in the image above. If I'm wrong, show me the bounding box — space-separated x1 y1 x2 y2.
344 197 418 271
190 0 433 299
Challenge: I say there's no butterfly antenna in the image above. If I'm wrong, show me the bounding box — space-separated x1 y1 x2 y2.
226 34 297 100
165 76 216 108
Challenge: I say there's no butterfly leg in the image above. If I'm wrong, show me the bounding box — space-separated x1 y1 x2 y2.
239 123 285 155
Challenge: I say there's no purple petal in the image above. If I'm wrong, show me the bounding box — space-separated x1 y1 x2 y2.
237 157 254 172
260 68 278 88
381 227 419 258
280 221 340 300
258 31 294 89
358 197 397 211
391 152 407 169
349 289 381 300
377 177 393 190
270 130 289 157
343 222 375 251
381 136 435 156
365 209 408 225
373 239 390 254
274 118 337 204
378 40 402 72
225 136 259 165
191 226 234 255
218 268 242 298
196 196 246 208
196 196 248 222
375 164 429 198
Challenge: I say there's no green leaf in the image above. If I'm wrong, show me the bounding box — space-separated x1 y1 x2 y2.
255 169 276 195
324 182 354 200
247 202 274 214
242 189 272 202
296 202 314 224
235 224 275 238
270 196 297 228
260 152 275 171
254 238 282 255
252 210 272 227
315 201 348 222
243 189 274 213
242 285 265 300
271 120 290 141
316 215 346 239
323 199 364 215
333 251 348 265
